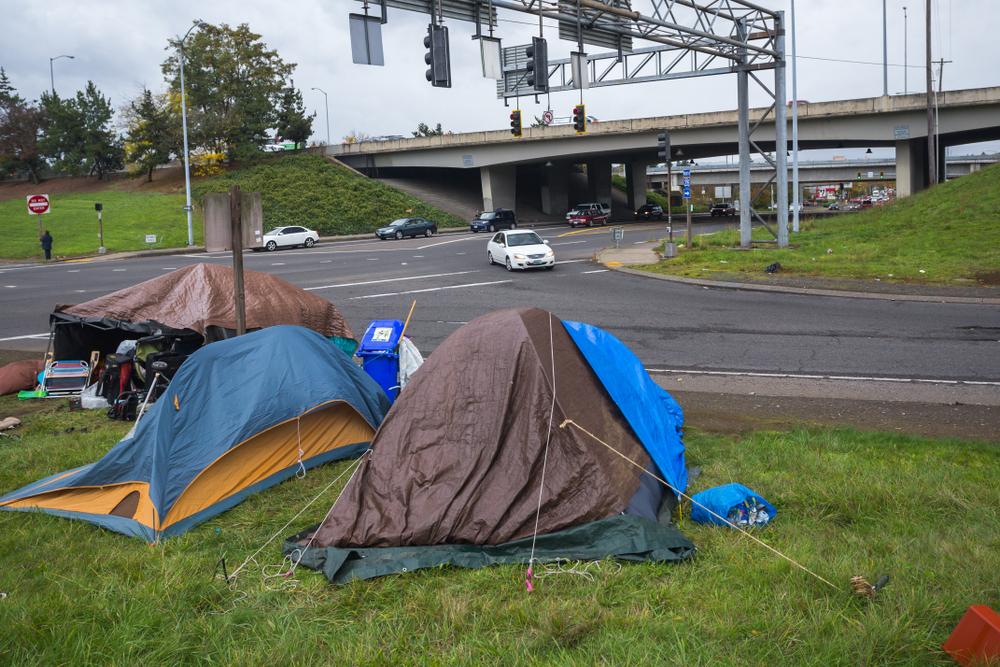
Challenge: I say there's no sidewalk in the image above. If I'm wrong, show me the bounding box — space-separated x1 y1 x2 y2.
596 242 1000 305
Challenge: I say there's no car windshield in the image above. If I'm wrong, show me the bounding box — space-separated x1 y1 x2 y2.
266 227 285 235
388 219 408 227
477 212 497 220
506 232 544 247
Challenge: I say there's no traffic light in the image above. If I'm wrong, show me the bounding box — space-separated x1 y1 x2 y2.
572 104 586 133
510 109 522 137
424 24 452 88
525 36 549 92
657 131 670 161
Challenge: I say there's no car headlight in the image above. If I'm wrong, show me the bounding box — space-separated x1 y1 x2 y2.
513 254 526 260
545 250 554 256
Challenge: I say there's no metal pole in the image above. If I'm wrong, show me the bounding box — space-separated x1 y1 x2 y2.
666 161 673 243
903 6 908 94
774 11 789 248
790 0 800 233
882 0 888 96
737 21 752 249
925 0 935 185
229 185 246 336
180 45 194 246
97 209 104 254
311 87 330 145
49 58 54 95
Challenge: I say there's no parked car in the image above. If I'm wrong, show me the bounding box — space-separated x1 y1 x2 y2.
470 208 517 233
566 203 610 228
710 202 736 217
375 217 438 240
634 203 663 220
827 202 840 211
486 230 555 271
259 226 319 251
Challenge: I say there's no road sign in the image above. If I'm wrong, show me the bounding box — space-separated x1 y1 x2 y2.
682 168 691 178
683 185 691 199
145 234 157 244
26 194 50 215
542 110 554 125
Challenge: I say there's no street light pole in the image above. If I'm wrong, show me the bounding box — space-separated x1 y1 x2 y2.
311 87 330 145
48 54 74 95
790 0 800 233
178 20 203 247
882 0 888 96
903 6 908 94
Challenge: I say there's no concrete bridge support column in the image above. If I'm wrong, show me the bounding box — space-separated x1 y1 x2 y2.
895 138 927 198
625 160 648 210
586 159 613 207
540 161 570 216
480 164 516 211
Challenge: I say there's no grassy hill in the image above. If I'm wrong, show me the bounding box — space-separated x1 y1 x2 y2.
193 153 466 235
0 153 465 260
642 162 1000 286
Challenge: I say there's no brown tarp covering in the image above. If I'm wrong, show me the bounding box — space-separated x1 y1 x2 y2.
306 307 655 549
0 359 45 396
54 263 353 340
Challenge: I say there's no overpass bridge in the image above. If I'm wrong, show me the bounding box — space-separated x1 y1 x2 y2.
328 86 1000 216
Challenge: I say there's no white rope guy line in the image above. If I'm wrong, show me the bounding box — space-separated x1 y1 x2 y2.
559 418 841 593
526 312 559 584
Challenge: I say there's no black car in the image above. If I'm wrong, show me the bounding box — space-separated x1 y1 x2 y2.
470 208 517 233
710 202 736 217
634 203 663 220
375 217 438 240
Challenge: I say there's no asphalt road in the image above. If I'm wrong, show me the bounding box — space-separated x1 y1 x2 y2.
2 218 999 383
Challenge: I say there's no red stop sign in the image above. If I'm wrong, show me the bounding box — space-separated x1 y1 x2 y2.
27 194 50 215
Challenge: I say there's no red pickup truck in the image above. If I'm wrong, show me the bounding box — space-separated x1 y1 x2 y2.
566 204 610 228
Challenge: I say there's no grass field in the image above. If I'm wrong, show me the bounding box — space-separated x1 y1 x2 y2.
194 153 466 236
640 162 1000 286
1 396 997 665
0 191 202 260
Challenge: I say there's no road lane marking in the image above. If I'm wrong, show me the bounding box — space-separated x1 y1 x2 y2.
271 262 285 266
162 267 178 270
350 279 512 300
644 368 1000 387
551 240 587 246
367 258 378 261
582 269 609 274
67 269 80 273
413 255 424 258
4 285 16 288
555 259 589 265
112 268 127 272
0 333 49 342
304 270 480 291
417 236 479 250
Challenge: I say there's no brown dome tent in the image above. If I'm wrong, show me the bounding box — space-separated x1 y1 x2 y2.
50 263 354 360
287 307 694 584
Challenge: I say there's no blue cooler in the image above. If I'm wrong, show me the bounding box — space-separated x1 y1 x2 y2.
356 319 405 402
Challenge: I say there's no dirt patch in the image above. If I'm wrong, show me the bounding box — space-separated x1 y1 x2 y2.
0 166 187 201
974 270 1000 286
676 390 1000 444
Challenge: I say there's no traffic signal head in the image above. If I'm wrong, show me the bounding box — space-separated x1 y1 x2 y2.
525 36 549 93
572 104 586 133
657 131 670 161
424 24 452 88
510 110 522 137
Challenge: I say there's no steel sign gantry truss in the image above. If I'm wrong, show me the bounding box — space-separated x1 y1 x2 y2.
356 0 789 247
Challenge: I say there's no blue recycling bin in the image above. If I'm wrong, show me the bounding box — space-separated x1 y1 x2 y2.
356 319 405 403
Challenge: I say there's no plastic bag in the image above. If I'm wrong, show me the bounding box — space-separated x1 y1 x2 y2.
690 483 776 527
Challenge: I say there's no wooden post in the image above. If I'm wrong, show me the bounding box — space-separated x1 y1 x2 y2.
229 185 246 336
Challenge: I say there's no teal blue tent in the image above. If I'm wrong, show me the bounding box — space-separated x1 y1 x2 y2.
1 326 390 541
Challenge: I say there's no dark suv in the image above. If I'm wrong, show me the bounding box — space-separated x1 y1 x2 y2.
470 208 517 233
635 203 663 220
710 202 736 217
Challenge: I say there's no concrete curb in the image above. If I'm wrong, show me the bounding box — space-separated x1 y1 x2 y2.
596 250 1000 305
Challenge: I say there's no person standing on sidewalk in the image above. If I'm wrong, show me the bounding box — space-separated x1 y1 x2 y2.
40 230 53 260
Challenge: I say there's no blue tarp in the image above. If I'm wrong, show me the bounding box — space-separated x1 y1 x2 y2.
1 325 390 541
690 483 776 527
562 320 687 495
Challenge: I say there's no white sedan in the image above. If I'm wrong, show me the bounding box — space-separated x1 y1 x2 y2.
260 225 319 251
486 230 555 271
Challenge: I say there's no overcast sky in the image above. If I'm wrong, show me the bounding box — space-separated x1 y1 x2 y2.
3 0 998 156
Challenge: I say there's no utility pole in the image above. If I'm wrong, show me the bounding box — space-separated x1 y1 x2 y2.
882 0 888 96
903 6 908 94
311 87 330 145
229 185 246 336
925 0 936 186
791 0 800 233
178 20 204 247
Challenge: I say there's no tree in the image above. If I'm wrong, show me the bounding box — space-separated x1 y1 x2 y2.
123 88 179 182
342 130 371 145
0 68 46 183
412 122 444 137
162 22 295 160
275 83 314 148
40 82 123 179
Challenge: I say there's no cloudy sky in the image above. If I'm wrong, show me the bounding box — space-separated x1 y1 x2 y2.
2 0 997 156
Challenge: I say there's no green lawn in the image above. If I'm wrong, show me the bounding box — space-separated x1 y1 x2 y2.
0 192 202 260
1 397 996 665
640 162 1000 286
194 153 467 236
